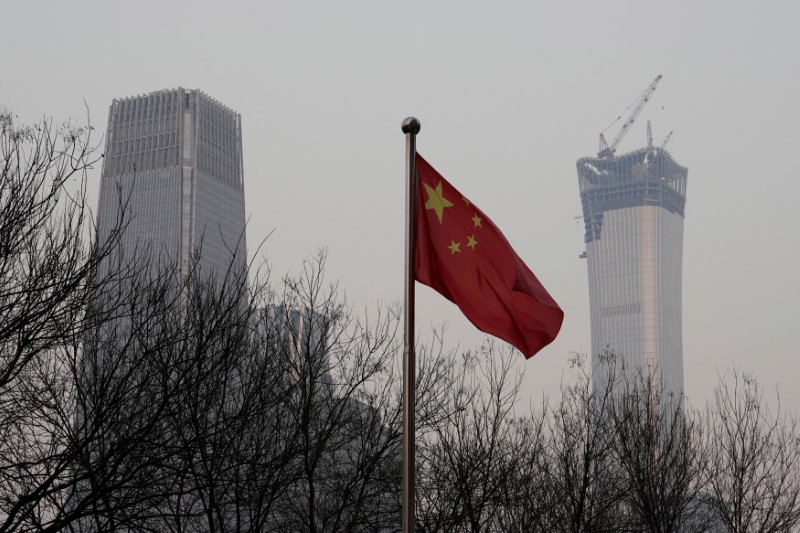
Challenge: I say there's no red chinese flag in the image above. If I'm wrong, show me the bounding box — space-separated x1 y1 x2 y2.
414 154 563 358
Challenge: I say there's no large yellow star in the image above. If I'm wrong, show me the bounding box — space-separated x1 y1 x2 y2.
472 214 482 228
423 181 454 224
448 240 461 254
466 235 478 250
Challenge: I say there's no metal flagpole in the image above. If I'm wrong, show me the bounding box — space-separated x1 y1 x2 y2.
401 116 420 533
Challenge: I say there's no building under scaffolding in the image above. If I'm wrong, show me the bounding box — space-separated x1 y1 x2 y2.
576 147 688 397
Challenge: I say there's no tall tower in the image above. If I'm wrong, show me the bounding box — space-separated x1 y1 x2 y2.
576 147 688 396
96 88 246 277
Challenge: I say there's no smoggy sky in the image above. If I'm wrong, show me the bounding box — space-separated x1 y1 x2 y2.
3 1 798 410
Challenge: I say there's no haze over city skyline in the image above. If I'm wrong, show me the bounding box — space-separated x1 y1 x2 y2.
3 1 798 410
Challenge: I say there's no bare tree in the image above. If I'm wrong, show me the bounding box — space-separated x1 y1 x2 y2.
415 342 531 533
529 353 627 533
69 256 189 532
610 367 708 533
0 111 103 384
269 252 404 533
0 109 149 532
136 252 267 533
703 369 800 533
491 407 548 533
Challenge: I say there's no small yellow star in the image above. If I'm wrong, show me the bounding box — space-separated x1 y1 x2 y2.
423 181 454 224
461 197 470 206
466 235 478 250
448 240 461 254
472 214 483 228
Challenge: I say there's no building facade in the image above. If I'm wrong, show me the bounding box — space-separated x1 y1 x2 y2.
80 88 247 531
259 304 332 389
576 147 688 396
96 88 246 278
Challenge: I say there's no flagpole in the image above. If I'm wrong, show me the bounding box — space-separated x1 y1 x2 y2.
401 116 420 533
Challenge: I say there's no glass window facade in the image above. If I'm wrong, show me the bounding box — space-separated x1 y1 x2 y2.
576 148 688 397
96 88 246 280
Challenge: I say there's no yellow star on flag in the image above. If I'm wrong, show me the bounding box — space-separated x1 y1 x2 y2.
467 235 478 250
448 240 461 254
472 214 483 228
423 181 454 224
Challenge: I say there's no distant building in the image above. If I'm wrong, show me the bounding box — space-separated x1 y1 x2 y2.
75 89 247 531
259 305 333 389
96 87 246 278
576 147 688 397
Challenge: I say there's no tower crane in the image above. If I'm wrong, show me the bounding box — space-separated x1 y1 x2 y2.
659 130 673 151
598 75 662 159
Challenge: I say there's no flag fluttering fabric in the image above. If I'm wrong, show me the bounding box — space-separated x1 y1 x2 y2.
414 153 564 358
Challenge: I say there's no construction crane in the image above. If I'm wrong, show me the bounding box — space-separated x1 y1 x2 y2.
659 130 673 151
598 75 662 159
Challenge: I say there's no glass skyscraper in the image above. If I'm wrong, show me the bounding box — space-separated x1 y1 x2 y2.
96 88 246 278
576 147 688 396
77 89 247 531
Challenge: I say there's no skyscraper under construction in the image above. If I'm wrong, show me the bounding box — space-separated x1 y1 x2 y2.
576 76 688 397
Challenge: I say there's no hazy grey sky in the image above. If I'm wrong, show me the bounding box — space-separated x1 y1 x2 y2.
4 1 799 409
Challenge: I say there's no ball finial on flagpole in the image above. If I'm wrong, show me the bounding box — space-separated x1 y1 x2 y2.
401 117 421 135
